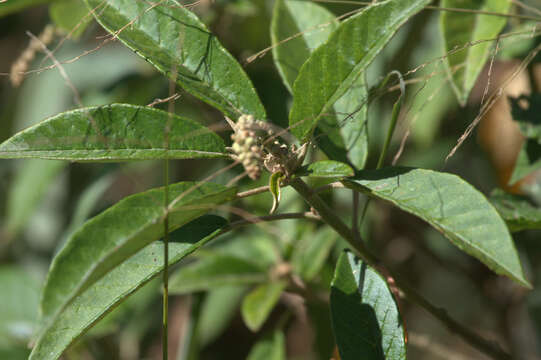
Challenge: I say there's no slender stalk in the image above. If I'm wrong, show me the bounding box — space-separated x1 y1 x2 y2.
290 177 512 360
162 159 169 360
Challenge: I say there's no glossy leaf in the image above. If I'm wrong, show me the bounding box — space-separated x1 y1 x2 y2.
0 104 228 161
49 0 92 39
297 160 354 178
168 254 267 294
241 281 287 332
343 167 530 287
272 0 369 168
40 182 236 323
509 94 541 184
83 0 266 119
247 330 286 360
30 215 228 360
291 227 338 281
490 189 541 232
331 251 405 360
289 0 430 141
441 0 511 105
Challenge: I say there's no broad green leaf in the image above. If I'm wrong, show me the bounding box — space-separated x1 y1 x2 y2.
83 0 266 119
198 285 247 347
289 0 430 141
49 0 92 39
272 0 368 168
168 254 267 294
440 0 511 105
271 0 338 93
297 160 354 178
40 181 237 323
241 281 287 332
0 104 228 161
509 94 541 184
247 330 286 360
0 0 52 17
490 189 541 232
343 167 530 287
0 266 41 347
30 215 227 360
291 227 338 281
331 251 405 360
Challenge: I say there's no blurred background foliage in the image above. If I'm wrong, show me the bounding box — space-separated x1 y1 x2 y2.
1 0 541 359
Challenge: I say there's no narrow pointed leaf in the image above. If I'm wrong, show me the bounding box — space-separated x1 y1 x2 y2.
241 281 287 332
168 254 267 294
272 0 370 168
30 215 228 360
40 182 237 323
83 0 265 119
490 189 541 232
441 0 511 105
331 251 406 360
343 167 530 287
247 330 286 360
0 104 228 161
289 0 430 141
297 160 354 178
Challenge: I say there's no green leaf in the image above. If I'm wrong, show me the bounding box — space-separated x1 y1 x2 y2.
241 281 287 332
289 0 430 141
291 227 338 281
271 0 338 93
198 285 246 347
49 0 92 39
343 167 530 287
29 215 227 360
247 330 286 360
0 104 228 161
331 251 405 360
508 94 541 184
297 160 354 178
272 0 368 168
40 182 236 323
490 189 541 232
440 0 511 105
0 266 41 347
168 254 267 294
83 0 266 120
0 0 52 17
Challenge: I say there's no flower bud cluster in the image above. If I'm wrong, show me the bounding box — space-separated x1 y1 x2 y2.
231 114 266 180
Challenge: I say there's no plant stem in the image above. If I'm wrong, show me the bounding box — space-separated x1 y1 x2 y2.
290 177 512 360
162 159 169 360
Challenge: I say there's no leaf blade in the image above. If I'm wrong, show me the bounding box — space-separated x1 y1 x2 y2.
289 0 430 141
331 251 406 360
241 282 286 332
83 0 266 119
29 215 228 360
440 0 511 105
343 167 530 287
40 181 236 323
490 189 541 232
0 104 228 161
